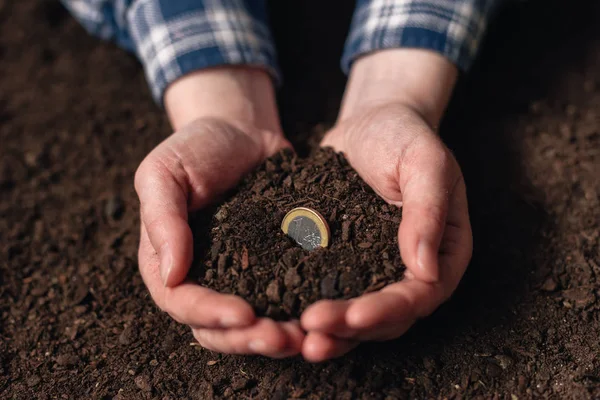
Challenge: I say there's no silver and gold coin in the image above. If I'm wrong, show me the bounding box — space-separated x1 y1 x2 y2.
281 207 330 251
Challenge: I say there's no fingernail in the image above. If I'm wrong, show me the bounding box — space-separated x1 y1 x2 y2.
417 240 439 281
160 245 173 287
220 315 241 328
248 339 267 353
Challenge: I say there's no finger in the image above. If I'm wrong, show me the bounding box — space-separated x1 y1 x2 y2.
356 279 445 324
138 225 255 328
300 290 414 338
302 332 359 363
350 279 444 341
398 137 459 282
438 176 473 289
346 281 441 329
193 318 303 357
354 318 415 342
301 278 445 340
276 320 307 358
301 300 357 338
164 284 256 329
135 154 193 287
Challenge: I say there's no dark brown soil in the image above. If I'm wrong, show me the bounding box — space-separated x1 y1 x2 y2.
191 148 404 320
1 0 600 399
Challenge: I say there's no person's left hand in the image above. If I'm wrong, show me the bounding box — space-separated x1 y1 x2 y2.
299 50 473 362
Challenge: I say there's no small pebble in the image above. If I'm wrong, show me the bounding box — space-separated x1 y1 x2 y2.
204 269 214 281
217 254 228 276
134 374 152 392
282 249 299 268
56 354 80 367
282 291 297 314
541 277 557 292
210 241 222 262
266 280 281 303
24 151 41 167
27 375 41 387
320 274 339 298
342 220 352 242
284 268 302 289
562 287 595 308
338 271 356 293
237 278 253 296
119 326 135 346
231 377 249 391
495 355 514 370
214 208 228 222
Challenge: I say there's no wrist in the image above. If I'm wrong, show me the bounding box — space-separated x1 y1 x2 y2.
164 66 283 136
339 49 458 128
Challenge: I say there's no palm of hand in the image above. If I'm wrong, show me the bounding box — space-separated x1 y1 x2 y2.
135 118 304 358
299 103 473 361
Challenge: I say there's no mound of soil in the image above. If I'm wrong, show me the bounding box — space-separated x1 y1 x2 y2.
191 148 404 320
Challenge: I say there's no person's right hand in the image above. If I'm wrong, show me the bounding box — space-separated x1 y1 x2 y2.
134 68 305 358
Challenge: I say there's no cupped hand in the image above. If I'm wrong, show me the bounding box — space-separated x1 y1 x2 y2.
135 117 304 357
301 102 473 361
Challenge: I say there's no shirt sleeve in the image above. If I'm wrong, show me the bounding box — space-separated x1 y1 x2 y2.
342 0 500 74
61 0 279 106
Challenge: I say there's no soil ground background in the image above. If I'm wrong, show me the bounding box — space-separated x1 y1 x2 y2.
1 0 599 399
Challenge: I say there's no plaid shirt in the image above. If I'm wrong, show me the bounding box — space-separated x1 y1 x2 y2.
62 0 498 105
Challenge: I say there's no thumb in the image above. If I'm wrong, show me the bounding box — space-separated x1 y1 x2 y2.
398 140 458 282
134 157 193 287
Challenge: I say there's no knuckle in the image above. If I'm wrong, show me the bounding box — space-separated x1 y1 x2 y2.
161 294 186 324
421 203 447 229
133 158 157 194
144 216 166 239
404 135 452 169
134 156 177 195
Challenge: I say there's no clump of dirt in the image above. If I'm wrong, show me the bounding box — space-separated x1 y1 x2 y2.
190 148 405 320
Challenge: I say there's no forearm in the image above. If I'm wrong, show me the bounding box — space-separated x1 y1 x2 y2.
340 0 501 126
63 0 279 108
339 49 457 128
164 67 281 135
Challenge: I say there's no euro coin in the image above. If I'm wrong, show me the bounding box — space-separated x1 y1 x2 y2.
281 207 330 251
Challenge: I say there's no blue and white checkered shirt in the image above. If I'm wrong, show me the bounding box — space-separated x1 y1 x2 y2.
62 0 498 105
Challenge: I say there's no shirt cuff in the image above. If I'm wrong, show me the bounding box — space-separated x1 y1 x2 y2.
126 0 279 106
342 0 498 74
